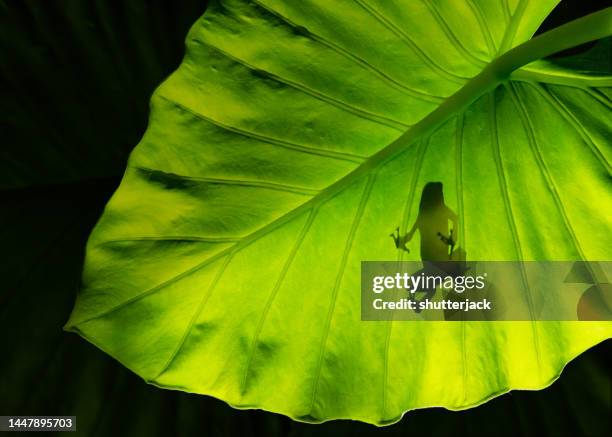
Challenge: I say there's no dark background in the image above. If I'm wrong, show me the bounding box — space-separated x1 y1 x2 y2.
0 1 610 435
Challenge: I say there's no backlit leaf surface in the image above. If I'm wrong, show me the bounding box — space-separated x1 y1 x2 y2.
66 0 612 424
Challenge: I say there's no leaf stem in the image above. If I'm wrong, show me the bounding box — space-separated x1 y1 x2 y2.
492 7 612 80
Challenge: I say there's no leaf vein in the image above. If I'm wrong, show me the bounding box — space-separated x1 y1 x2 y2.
134 165 320 196
530 84 611 174
240 207 318 396
507 83 586 259
498 0 528 54
308 174 376 416
353 0 468 83
155 93 367 163
585 87 612 109
154 252 236 380
489 89 542 375
455 114 468 404
422 0 489 67
466 0 497 56
100 236 241 245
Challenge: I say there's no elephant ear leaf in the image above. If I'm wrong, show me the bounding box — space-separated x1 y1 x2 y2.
66 0 612 425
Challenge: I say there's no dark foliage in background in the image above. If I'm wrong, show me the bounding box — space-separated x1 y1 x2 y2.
0 1 609 435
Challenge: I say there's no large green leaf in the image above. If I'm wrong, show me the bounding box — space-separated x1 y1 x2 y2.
66 0 612 425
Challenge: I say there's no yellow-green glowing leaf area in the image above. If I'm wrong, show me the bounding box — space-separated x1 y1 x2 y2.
66 0 612 425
